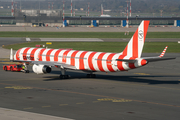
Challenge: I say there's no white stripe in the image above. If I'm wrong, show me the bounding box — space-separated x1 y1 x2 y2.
34 48 43 61
42 49 50 61
84 51 92 70
50 49 57 61
127 38 133 57
93 52 102 71
19 47 27 60
122 56 131 70
138 21 144 58
102 53 111 72
27 48 34 55
112 54 119 71
67 50 75 65
75 51 84 69
58 50 67 63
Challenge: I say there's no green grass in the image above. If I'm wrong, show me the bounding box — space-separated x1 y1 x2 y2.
3 42 180 53
0 32 180 38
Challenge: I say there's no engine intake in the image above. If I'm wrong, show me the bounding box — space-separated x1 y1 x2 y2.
32 64 51 74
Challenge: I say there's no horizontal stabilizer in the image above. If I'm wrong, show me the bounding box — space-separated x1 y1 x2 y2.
144 57 176 62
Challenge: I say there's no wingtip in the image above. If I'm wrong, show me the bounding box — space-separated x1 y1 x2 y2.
159 46 168 57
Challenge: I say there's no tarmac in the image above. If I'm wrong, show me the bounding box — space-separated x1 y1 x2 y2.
0 53 180 120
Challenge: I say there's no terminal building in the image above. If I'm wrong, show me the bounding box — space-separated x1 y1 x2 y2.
1 8 180 27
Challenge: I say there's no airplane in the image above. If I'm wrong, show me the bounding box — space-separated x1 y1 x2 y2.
9 20 175 79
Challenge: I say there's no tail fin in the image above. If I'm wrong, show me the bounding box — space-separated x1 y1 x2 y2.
122 20 150 58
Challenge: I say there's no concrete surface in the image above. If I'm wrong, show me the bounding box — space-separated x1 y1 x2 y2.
0 107 73 120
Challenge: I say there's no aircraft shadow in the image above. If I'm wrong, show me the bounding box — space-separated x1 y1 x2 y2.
43 70 180 85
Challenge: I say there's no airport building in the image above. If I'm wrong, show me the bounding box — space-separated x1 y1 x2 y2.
15 9 62 27
1 8 180 27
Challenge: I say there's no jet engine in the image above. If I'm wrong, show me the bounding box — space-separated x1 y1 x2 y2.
32 64 51 74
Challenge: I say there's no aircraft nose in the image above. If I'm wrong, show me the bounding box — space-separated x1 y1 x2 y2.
141 59 148 66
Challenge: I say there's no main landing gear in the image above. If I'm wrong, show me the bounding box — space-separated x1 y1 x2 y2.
86 72 96 78
59 68 70 79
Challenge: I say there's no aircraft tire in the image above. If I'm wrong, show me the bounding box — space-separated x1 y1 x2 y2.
59 75 69 79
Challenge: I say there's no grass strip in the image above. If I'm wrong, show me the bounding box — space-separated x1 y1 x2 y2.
0 32 180 38
3 42 180 53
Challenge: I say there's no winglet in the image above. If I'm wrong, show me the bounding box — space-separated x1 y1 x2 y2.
159 46 168 57
10 48 13 61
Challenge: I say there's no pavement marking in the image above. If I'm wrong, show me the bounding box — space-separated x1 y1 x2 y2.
0 82 180 108
5 86 32 90
98 98 132 103
112 99 132 103
98 98 114 101
23 107 33 110
76 102 85 105
59 104 68 106
92 101 100 103
42 105 51 108
134 73 150 75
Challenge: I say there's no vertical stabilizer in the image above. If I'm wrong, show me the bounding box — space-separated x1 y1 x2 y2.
10 48 13 61
122 20 150 58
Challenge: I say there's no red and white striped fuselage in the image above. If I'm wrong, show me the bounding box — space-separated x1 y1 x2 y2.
13 47 147 72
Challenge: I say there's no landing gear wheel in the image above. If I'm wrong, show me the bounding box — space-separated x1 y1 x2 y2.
87 74 96 78
59 75 70 79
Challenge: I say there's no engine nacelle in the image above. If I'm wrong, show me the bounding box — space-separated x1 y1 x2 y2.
32 64 51 74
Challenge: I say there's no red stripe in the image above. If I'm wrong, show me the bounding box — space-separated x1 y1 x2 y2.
71 51 79 66
30 48 38 61
46 49 54 61
62 50 70 63
97 53 106 72
123 45 128 56
106 53 116 72
79 51 88 70
144 21 150 42
16 48 22 60
23 47 30 60
117 55 126 71
133 29 138 58
88 52 97 71
54 49 63 62
38 49 46 61
128 57 136 69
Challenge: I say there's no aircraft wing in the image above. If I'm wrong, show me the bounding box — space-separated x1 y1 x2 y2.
32 61 77 70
